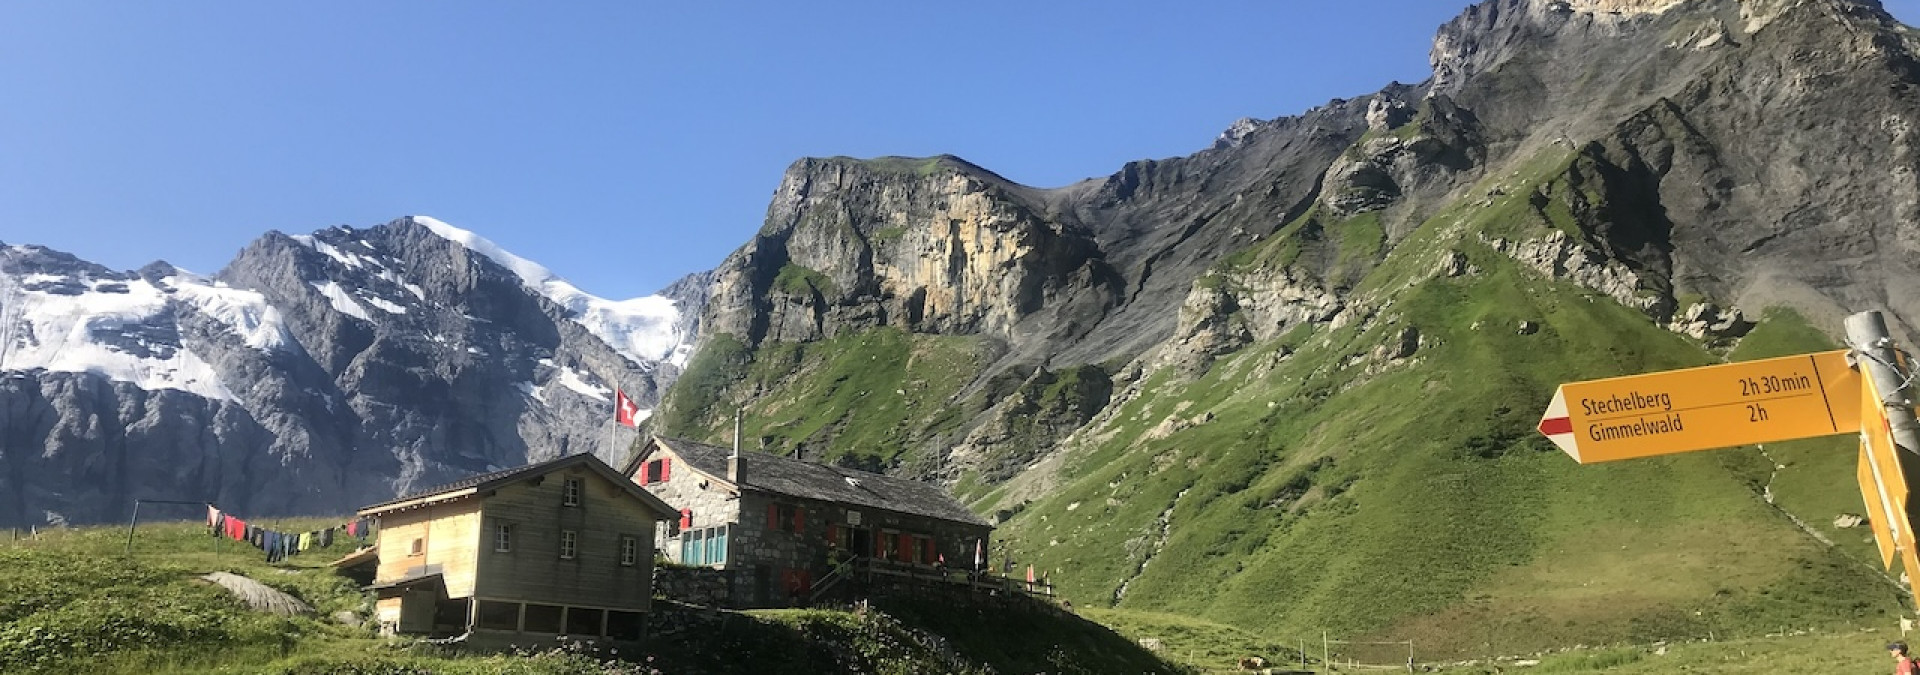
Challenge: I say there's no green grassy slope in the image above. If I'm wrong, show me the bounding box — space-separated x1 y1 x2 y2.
658 327 984 469
983 152 1906 657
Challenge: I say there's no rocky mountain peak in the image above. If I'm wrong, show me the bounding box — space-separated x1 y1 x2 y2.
0 217 710 527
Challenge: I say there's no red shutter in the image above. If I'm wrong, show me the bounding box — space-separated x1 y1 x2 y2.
661 457 671 482
766 504 778 530
875 531 885 557
792 506 805 533
679 508 692 529
897 533 912 562
925 538 937 564
636 462 650 486
827 524 839 544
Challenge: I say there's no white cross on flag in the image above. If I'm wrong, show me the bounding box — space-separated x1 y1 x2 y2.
615 389 641 428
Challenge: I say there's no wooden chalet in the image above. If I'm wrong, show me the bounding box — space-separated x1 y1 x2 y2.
355 453 678 643
624 436 994 607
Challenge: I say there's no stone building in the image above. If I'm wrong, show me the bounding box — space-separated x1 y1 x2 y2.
624 436 994 607
354 453 678 644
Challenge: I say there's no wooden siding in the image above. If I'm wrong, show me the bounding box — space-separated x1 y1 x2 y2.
474 464 660 612
374 499 483 598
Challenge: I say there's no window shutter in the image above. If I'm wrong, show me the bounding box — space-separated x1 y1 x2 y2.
679 508 692 529
661 457 671 482
874 531 885 557
897 533 912 562
792 506 805 533
766 504 778 531
638 461 652 486
827 524 839 544
925 538 936 563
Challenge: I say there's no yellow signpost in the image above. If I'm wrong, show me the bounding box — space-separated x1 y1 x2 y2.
1861 442 1900 570
1537 350 1862 464
1541 311 1920 612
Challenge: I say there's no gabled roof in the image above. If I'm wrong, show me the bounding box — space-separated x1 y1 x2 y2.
639 437 992 527
358 453 678 519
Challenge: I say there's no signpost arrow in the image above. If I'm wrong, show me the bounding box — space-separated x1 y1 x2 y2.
1537 350 1862 463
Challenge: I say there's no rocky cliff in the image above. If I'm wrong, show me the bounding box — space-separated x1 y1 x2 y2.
0 217 703 527
659 0 1920 655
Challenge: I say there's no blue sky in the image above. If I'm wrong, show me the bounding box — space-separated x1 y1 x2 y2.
4 1 1917 299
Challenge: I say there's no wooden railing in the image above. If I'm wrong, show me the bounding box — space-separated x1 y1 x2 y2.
810 556 1063 608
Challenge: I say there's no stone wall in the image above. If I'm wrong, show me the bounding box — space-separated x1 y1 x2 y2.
637 455 741 563
729 490 994 607
654 566 733 607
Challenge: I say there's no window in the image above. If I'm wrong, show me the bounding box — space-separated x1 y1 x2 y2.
607 610 643 641
566 607 605 637
678 526 729 566
477 600 520 631
560 530 578 560
767 503 804 534
409 538 424 557
681 528 702 564
620 535 638 566
494 524 512 553
640 458 672 485
562 478 582 506
523 604 563 633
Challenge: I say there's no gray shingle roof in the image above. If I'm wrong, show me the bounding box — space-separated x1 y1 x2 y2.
653 437 991 527
360 453 677 518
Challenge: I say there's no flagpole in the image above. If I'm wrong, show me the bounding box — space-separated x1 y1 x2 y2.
608 381 619 458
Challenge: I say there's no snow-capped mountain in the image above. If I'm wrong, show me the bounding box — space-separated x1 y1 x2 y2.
0 217 706 527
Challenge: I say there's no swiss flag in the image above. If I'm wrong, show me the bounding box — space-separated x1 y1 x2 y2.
615 389 641 428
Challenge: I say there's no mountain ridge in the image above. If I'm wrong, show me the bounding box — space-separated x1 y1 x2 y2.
655 0 1920 656
0 216 706 527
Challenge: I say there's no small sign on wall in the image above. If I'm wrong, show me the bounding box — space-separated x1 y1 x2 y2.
847 511 863 526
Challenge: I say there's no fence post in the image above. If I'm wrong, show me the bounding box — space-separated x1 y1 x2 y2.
124 499 143 558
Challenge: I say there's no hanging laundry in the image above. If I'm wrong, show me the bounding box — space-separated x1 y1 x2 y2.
263 531 278 562
298 532 311 552
206 505 220 532
319 528 334 548
209 512 225 538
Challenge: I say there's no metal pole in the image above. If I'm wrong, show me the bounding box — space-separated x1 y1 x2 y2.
1323 630 1330 672
1848 311 1920 555
1849 311 1920 457
125 499 142 558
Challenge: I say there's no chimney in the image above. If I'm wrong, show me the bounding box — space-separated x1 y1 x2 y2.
728 409 742 483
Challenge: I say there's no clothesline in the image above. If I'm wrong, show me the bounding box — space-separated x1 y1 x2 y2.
206 504 375 563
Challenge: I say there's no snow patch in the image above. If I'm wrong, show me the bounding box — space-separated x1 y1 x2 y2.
170 278 290 350
309 239 374 269
0 274 239 400
310 281 370 321
413 216 687 365
515 381 547 405
553 367 610 402
362 295 407 315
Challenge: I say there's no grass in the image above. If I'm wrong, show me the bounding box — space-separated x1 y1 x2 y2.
658 326 983 468
771 262 835 296
982 148 1904 658
2 521 1183 674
